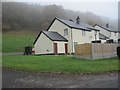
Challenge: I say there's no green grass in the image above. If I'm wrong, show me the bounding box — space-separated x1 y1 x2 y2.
2 32 37 53
2 55 119 73
0 58 1 65
0 52 1 65
2 32 119 72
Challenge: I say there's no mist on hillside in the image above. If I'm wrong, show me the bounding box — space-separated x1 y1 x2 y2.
2 2 118 32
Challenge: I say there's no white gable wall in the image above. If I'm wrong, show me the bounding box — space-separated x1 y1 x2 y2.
72 28 99 53
94 25 110 38
95 25 119 42
34 33 54 54
110 32 119 41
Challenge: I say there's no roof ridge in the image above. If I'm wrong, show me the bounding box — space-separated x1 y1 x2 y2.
55 17 99 31
95 24 119 32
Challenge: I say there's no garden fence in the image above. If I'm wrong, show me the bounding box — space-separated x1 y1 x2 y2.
75 43 118 60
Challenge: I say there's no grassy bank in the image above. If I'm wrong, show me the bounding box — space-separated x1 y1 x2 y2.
2 55 118 73
2 32 37 53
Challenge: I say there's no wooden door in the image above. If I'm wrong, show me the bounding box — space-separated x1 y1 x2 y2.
54 43 58 55
65 43 68 54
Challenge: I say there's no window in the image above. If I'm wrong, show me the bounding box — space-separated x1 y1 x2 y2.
74 42 78 51
74 42 78 45
82 30 86 36
114 40 117 43
94 31 97 35
64 29 68 36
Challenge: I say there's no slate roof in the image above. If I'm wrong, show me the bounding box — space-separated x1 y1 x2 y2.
42 31 68 42
33 17 100 45
33 30 68 44
48 18 100 31
94 24 119 33
99 33 109 40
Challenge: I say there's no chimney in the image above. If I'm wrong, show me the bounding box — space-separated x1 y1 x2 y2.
106 23 109 28
76 16 80 24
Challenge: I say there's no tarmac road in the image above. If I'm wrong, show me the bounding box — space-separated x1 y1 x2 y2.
2 69 118 88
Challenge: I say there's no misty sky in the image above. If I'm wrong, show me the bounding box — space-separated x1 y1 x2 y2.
4 0 118 20
36 2 118 21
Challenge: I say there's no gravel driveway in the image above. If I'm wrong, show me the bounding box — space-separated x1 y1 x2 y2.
2 69 118 88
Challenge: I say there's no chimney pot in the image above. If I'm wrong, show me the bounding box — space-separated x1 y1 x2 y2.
106 23 109 28
69 19 74 22
76 16 80 24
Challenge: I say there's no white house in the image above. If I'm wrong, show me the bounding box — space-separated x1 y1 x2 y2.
33 31 68 55
33 17 100 55
94 24 120 43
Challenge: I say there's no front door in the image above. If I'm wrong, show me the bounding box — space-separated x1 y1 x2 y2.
54 43 58 55
65 43 68 54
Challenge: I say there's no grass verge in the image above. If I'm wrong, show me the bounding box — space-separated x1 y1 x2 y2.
2 55 119 73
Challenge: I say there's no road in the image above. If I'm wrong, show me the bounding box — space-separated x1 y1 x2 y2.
2 69 118 88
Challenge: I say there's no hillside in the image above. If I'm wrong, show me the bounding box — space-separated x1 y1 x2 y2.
2 2 117 32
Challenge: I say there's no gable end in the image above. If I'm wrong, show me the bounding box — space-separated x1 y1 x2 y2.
47 18 71 31
33 31 42 45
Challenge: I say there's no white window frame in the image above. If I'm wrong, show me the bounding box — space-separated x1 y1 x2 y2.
64 29 68 36
82 30 86 36
74 42 78 51
74 42 78 46
94 31 97 35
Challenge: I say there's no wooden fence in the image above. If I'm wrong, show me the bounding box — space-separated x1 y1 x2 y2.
75 43 118 60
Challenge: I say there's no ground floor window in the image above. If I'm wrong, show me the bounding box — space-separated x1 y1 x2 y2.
74 42 78 45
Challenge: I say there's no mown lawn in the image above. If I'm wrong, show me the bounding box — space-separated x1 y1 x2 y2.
0 57 1 65
0 52 1 65
2 55 119 73
2 32 37 53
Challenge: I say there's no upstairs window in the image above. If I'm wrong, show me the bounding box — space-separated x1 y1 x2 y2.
82 30 86 36
64 29 68 36
94 31 97 35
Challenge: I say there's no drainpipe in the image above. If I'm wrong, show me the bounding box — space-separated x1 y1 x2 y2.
95 34 97 41
71 28 73 54
94 30 97 41
118 32 120 46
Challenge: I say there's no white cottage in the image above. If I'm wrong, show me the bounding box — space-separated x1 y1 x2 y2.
34 17 100 55
94 24 120 43
34 31 68 55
